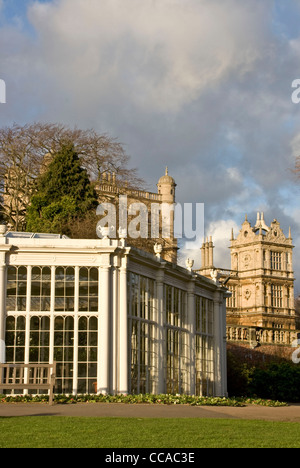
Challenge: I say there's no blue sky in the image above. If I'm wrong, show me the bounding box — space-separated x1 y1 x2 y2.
1 0 300 290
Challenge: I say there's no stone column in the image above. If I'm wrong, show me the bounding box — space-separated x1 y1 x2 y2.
187 277 196 395
118 255 128 395
0 226 9 364
213 289 228 397
156 265 165 394
0 263 6 363
73 266 79 394
98 258 111 394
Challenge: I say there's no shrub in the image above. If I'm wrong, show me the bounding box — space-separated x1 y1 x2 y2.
248 363 300 403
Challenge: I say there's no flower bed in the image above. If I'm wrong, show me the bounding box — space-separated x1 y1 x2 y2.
0 393 288 407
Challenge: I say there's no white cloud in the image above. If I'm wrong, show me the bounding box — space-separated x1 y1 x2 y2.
24 0 273 114
0 0 300 289
178 218 239 270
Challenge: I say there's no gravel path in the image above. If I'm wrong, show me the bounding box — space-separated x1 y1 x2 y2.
1 402 300 422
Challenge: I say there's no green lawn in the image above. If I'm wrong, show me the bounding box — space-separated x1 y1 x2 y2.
0 417 300 448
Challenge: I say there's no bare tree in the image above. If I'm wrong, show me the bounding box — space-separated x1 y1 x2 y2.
0 122 143 230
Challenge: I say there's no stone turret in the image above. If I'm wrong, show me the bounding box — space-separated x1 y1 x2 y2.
156 167 178 264
157 167 176 204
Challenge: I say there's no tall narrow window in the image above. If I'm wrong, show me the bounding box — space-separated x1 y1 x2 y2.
227 286 236 308
271 285 283 308
271 251 282 270
195 297 214 396
55 267 75 312
128 273 157 394
79 267 98 312
31 267 51 312
78 316 98 393
6 266 27 312
29 316 50 363
5 316 26 363
54 316 74 393
165 285 189 394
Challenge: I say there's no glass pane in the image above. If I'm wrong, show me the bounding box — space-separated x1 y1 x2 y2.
55 282 64 297
42 267 51 281
18 267 27 281
78 348 87 361
89 332 97 347
79 298 88 312
89 284 98 297
89 317 97 331
64 347 73 362
17 316 26 330
55 297 65 311
89 298 98 312
79 316 88 330
5 331 15 346
55 267 65 281
6 283 17 297
29 347 39 362
32 267 41 280
31 281 41 296
65 316 74 330
6 316 15 330
54 332 63 346
30 332 39 346
78 332 87 346
40 296 51 311
90 268 98 282
17 282 27 296
88 363 97 377
79 284 89 296
42 283 51 296
55 316 64 330
54 347 63 362
78 363 87 377
65 284 74 297
41 316 50 330
7 266 16 281
15 347 25 362
79 267 89 282
89 347 97 361
66 267 75 279
65 331 74 347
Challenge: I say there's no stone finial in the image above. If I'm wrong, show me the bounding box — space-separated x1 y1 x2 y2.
186 258 194 272
210 269 220 285
0 224 7 237
154 243 163 259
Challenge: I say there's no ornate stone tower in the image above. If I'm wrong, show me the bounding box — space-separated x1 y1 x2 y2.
156 167 178 263
226 212 297 345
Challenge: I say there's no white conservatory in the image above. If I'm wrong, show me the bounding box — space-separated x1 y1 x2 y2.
0 227 229 397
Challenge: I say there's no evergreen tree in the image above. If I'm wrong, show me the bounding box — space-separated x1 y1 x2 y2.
26 144 98 235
